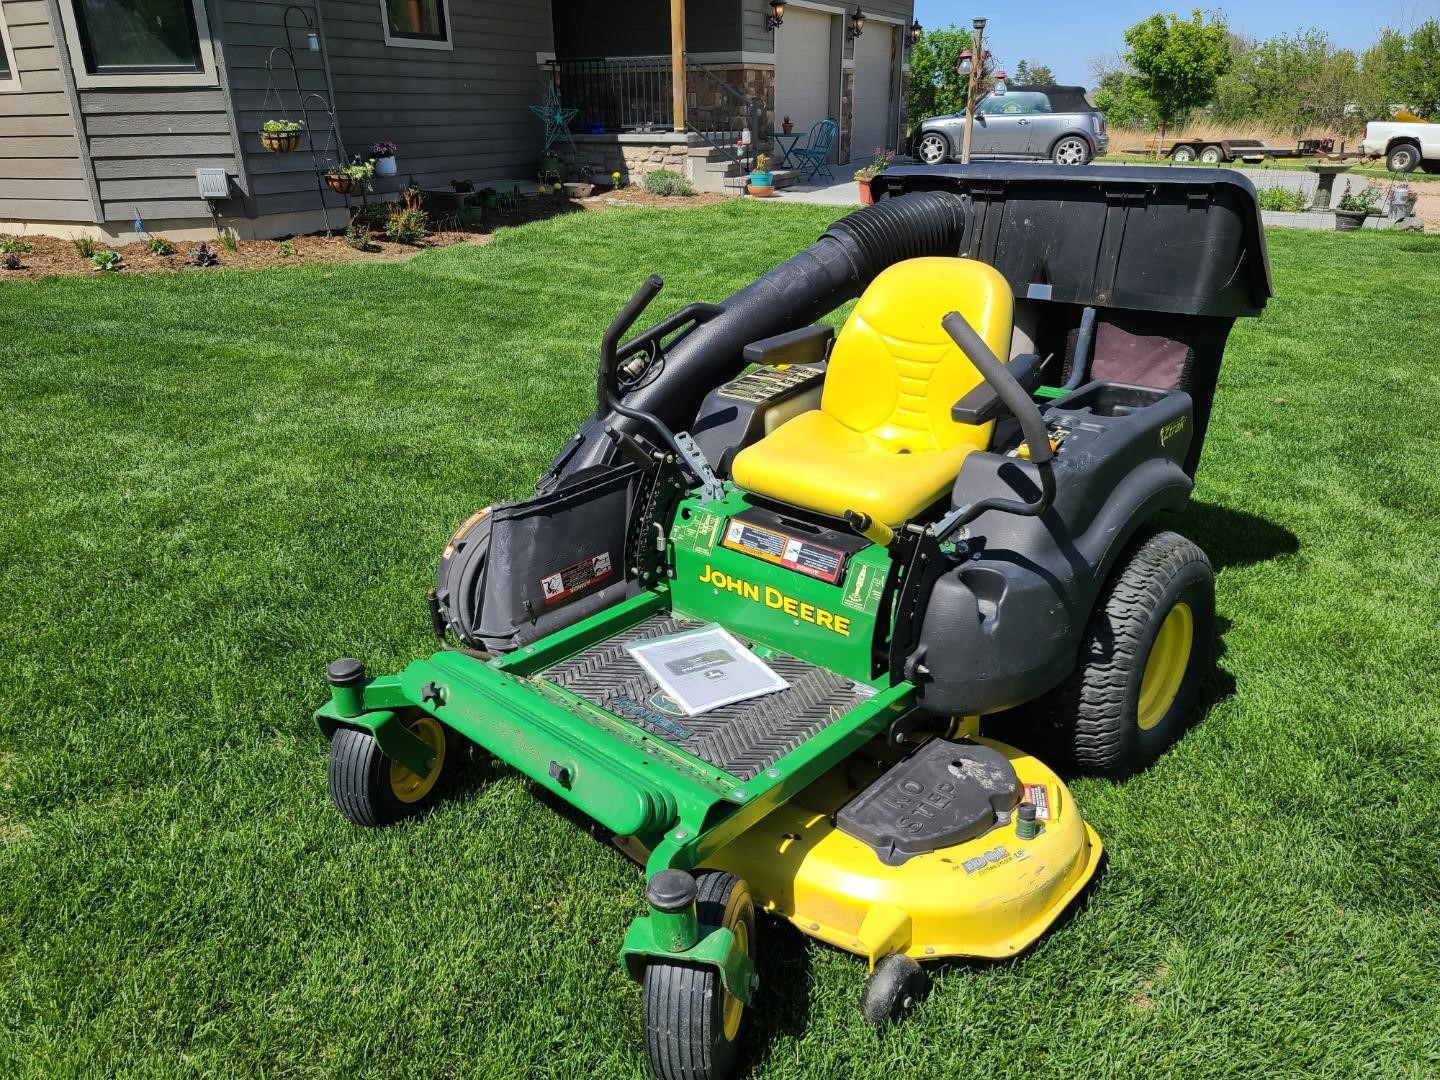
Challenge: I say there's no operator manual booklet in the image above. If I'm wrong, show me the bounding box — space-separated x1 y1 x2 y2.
626 625 789 716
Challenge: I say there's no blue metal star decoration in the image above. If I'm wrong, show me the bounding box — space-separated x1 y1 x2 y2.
530 81 578 152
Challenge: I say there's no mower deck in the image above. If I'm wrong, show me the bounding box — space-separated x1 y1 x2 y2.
542 614 871 780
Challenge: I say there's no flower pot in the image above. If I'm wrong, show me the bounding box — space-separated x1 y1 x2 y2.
261 130 300 153
563 182 594 198
1334 208 1367 232
750 172 774 187
782 122 794 135
748 184 776 198
856 175 874 205
326 173 359 195
374 156 397 177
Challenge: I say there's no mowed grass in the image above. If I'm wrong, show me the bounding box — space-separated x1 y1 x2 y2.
2 205 1439 1078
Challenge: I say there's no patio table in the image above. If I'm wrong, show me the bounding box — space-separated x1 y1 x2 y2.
770 132 804 169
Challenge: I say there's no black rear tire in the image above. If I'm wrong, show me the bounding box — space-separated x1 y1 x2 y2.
1018 530 1215 779
327 716 456 827
642 871 755 1080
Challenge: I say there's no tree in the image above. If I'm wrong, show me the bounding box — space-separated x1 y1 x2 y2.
1359 21 1440 120
1091 69 1157 128
1213 30 1361 137
1123 9 1233 148
1012 60 1057 86
907 25 974 121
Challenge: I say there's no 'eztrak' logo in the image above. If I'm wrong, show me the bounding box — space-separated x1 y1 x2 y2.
697 564 851 636
1160 417 1187 446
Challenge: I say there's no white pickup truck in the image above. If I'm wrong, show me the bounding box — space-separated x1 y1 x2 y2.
1359 119 1440 173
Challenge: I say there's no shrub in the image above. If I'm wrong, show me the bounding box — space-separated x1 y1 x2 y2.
189 243 219 267
276 239 297 258
148 237 174 256
72 235 96 259
1257 186 1306 212
216 226 240 253
92 251 122 272
0 235 33 254
385 190 429 244
641 169 694 197
2 253 21 271
344 223 372 251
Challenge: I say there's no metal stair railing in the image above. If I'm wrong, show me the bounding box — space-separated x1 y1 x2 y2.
683 55 762 174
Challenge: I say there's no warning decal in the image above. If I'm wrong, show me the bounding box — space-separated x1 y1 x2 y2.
722 519 846 584
540 551 613 606
717 365 819 404
1022 783 1053 821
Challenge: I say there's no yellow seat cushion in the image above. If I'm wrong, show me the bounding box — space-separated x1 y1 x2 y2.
731 257 1015 526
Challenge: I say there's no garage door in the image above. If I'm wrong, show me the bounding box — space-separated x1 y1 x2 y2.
851 25 895 161
775 8 834 141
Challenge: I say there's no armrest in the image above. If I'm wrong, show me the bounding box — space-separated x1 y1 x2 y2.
952 353 1045 424
742 324 834 367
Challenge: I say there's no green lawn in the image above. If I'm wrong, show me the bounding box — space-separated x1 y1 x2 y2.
2 205 1439 1078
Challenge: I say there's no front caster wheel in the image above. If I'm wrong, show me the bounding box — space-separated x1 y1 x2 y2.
642 871 755 1080
327 715 456 827
861 952 930 1025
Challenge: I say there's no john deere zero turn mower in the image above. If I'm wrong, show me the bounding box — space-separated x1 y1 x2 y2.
316 165 1270 1078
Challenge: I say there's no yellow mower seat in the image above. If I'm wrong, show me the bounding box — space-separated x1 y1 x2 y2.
731 257 1015 526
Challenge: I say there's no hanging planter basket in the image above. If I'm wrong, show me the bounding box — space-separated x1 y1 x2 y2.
261 130 301 153
325 172 360 195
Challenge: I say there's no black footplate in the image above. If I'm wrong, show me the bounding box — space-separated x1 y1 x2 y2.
837 739 1022 865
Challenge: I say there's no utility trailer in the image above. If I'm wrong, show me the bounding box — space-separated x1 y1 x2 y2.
1125 137 1335 164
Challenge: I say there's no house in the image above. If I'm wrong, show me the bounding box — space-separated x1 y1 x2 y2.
0 0 913 240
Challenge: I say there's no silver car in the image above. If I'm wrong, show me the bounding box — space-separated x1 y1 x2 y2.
911 85 1108 166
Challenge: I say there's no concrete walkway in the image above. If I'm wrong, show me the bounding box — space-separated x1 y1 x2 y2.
765 161 866 205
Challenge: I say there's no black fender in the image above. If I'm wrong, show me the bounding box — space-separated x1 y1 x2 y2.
912 385 1195 716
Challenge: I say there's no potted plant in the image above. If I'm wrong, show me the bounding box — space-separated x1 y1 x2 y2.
854 148 896 205
749 153 775 198
370 140 398 177
782 115 794 135
261 119 303 153
1334 182 1378 231
325 158 375 196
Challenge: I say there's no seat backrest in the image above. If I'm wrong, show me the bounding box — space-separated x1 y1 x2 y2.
821 257 1015 453
805 118 838 155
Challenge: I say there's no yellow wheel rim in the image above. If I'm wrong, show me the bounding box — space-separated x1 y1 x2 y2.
388 716 446 803
721 918 749 1042
1137 602 1194 731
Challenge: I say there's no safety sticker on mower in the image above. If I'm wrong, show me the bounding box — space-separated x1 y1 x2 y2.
722 519 845 583
717 365 819 403
841 562 887 613
1023 783 1053 820
540 551 613 605
672 506 723 556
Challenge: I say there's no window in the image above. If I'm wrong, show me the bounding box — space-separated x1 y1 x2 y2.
0 3 19 91
73 0 204 74
380 0 452 50
58 0 217 87
976 92 1052 117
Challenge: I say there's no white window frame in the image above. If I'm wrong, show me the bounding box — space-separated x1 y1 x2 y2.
0 4 22 92
57 0 219 88
378 0 453 51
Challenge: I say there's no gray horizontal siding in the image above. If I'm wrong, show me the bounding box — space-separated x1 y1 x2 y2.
78 83 239 222
219 0 555 218
0 0 90 222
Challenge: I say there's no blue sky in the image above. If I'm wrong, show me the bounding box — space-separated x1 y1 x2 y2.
911 0 1440 86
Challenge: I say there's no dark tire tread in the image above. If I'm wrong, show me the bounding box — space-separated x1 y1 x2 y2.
1025 529 1214 779
642 871 754 1080
327 721 456 828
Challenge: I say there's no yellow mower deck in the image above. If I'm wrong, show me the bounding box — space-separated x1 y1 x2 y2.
617 732 1101 968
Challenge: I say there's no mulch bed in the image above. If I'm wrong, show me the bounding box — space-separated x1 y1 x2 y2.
0 186 726 281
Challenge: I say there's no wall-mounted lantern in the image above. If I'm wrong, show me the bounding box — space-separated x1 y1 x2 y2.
910 20 922 45
846 6 866 40
767 0 785 31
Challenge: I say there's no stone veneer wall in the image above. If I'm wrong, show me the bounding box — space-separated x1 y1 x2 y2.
838 69 855 164
559 134 692 182
690 63 776 153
